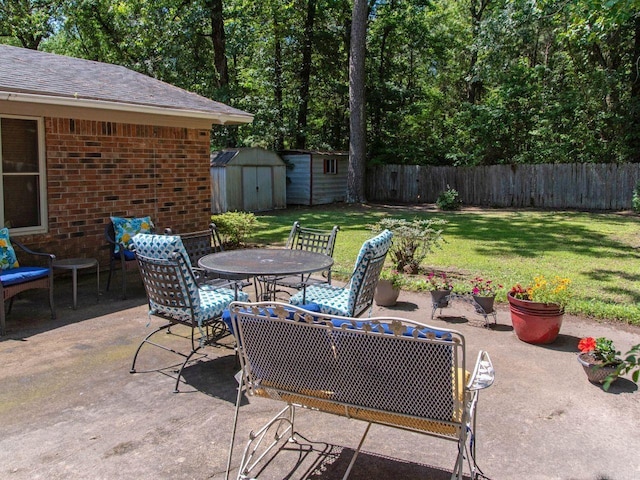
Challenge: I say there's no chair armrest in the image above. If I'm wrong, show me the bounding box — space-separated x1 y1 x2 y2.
10 238 56 267
467 351 494 391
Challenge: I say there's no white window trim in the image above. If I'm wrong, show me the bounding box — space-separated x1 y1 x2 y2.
0 115 48 235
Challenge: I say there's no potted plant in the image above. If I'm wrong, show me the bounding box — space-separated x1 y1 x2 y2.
469 276 503 315
577 337 623 388
425 272 455 309
374 268 405 306
507 275 571 344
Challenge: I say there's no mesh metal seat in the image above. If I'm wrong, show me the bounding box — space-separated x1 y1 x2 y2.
129 233 249 393
226 301 495 480
272 221 339 294
289 229 392 317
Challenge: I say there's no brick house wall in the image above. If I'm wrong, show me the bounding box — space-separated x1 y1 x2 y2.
18 117 212 267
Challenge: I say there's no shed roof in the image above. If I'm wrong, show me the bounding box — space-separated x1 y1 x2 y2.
0 45 253 125
210 150 240 166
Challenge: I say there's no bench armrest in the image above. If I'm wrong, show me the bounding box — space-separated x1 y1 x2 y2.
467 350 494 391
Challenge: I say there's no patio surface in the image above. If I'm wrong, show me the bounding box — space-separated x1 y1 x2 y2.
1 272 639 480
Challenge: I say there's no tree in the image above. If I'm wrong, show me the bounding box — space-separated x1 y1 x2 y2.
0 0 60 49
347 0 368 203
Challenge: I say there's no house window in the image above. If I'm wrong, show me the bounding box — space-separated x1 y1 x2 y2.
324 158 337 175
0 116 47 233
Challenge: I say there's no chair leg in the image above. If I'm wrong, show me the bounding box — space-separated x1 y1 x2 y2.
1 299 6 336
49 277 56 320
120 256 127 300
106 259 115 291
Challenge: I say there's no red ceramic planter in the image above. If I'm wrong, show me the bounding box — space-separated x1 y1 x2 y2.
507 293 564 344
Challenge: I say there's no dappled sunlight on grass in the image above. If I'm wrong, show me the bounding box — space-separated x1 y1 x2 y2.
256 204 640 324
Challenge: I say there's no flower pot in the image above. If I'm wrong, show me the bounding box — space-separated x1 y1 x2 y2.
473 295 495 315
507 293 564 344
430 289 451 309
577 353 620 385
375 279 400 307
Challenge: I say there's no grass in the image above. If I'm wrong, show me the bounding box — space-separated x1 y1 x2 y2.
249 204 640 325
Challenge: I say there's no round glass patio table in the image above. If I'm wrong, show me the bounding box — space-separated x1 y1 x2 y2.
198 248 333 301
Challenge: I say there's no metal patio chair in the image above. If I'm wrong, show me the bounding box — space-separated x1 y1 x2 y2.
164 223 251 296
272 221 339 295
129 233 249 393
289 229 393 317
105 216 154 299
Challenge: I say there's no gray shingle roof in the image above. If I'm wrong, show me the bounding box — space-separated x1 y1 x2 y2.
0 45 253 124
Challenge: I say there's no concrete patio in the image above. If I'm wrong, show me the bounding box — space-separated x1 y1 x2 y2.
1 272 639 480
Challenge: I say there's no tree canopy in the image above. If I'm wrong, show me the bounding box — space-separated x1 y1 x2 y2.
1 0 639 165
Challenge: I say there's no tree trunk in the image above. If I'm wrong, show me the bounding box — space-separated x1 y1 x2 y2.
208 0 229 88
295 0 316 149
629 15 640 161
347 0 367 204
273 9 284 152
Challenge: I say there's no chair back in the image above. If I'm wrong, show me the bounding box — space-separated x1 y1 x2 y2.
285 221 339 257
231 301 465 429
132 234 201 322
347 229 393 317
166 223 224 266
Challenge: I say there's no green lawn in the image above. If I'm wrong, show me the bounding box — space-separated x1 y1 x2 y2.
250 204 640 325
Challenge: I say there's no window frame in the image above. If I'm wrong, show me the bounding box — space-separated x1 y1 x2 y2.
0 115 48 235
323 157 338 175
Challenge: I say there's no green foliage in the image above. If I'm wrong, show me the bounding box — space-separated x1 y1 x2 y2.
613 344 640 389
371 217 446 273
211 211 258 247
633 182 640 213
379 268 405 289
436 186 460 210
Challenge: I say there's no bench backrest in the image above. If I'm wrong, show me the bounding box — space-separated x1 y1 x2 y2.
231 302 467 431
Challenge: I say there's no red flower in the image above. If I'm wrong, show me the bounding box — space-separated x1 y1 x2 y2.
578 337 597 353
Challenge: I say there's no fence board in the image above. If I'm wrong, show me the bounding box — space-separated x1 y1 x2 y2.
365 163 640 210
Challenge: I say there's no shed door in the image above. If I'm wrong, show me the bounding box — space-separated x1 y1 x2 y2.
242 166 273 211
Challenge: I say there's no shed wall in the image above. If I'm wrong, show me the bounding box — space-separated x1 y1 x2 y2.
284 154 312 205
310 154 348 205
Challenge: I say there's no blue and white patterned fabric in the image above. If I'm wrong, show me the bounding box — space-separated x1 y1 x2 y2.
132 233 248 326
290 229 393 316
111 216 154 253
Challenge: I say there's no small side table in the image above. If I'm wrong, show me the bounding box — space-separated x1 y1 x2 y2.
53 258 99 309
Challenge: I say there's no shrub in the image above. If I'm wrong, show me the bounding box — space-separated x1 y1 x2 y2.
211 211 258 247
436 185 461 210
371 217 446 273
633 181 640 213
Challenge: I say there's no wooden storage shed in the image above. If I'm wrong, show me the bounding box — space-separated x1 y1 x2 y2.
210 147 286 213
280 150 348 206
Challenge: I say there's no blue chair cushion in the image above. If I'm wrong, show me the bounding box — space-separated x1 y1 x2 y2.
290 284 351 316
223 303 321 336
113 249 136 261
1 266 49 286
0 228 19 270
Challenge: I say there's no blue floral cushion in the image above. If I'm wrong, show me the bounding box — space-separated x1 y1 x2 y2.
0 228 19 271
111 216 154 254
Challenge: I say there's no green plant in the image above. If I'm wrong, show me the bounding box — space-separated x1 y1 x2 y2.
470 277 503 297
379 269 405 289
615 344 640 386
420 272 454 291
633 181 640 213
211 211 258 247
436 185 460 210
371 217 446 273
509 275 572 308
578 337 621 366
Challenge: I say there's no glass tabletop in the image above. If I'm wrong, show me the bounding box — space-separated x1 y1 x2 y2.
198 248 333 277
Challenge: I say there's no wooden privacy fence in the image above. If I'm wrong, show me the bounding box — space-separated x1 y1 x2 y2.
366 163 640 210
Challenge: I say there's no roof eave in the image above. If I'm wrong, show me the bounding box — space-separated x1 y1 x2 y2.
0 91 254 125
